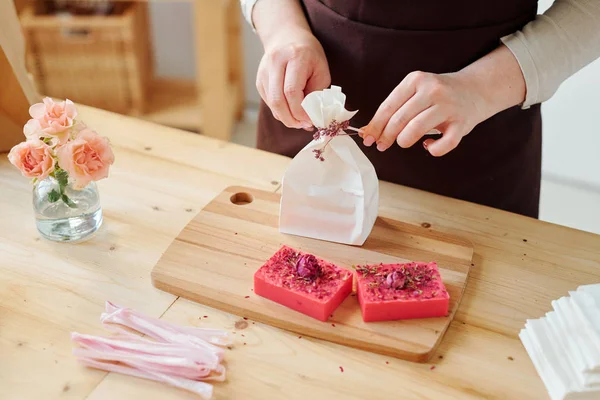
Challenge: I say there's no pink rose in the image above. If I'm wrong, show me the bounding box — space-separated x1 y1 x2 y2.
24 97 78 144
8 140 56 180
57 129 115 189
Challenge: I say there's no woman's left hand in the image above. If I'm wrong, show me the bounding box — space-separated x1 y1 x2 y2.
361 71 491 157
360 45 527 157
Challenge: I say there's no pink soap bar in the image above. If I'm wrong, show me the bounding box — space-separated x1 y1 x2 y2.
356 262 450 322
254 246 352 321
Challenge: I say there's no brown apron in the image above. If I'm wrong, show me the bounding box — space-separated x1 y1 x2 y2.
257 0 542 218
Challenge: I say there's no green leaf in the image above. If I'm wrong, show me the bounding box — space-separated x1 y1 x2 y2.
48 189 60 203
62 194 76 208
55 169 69 190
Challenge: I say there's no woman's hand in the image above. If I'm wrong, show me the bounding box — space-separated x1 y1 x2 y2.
256 28 331 129
361 71 488 156
361 45 526 156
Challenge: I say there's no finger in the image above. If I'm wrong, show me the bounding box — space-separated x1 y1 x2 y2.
363 76 418 147
396 105 446 149
267 60 301 128
258 74 279 120
256 65 268 104
303 67 330 132
283 60 312 129
358 126 367 138
422 138 435 151
304 62 331 95
257 65 281 121
376 94 431 151
425 124 464 157
261 77 280 121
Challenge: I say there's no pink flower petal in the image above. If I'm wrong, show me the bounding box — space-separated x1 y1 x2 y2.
29 103 47 119
23 119 42 139
8 140 55 179
65 99 78 119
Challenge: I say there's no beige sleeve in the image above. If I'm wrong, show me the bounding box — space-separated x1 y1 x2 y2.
240 0 259 30
501 0 600 108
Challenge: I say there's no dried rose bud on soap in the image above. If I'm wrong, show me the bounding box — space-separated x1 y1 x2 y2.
254 246 352 321
385 270 406 290
296 254 321 280
356 262 450 322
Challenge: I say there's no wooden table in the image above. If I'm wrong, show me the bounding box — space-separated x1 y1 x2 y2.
2 106 599 400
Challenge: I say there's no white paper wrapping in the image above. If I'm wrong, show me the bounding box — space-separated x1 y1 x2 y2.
278 86 378 246
301 85 358 129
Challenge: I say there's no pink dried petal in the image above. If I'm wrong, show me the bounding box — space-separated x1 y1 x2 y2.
76 357 214 399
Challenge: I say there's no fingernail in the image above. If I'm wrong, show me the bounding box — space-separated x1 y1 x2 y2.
302 122 313 129
423 141 429 150
377 142 387 152
364 136 375 147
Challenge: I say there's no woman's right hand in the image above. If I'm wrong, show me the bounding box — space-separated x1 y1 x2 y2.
256 28 331 129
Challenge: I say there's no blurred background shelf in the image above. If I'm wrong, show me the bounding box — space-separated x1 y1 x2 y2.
139 77 242 134
15 0 245 141
140 78 199 132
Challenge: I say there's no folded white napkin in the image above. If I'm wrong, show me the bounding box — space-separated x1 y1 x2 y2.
520 284 600 400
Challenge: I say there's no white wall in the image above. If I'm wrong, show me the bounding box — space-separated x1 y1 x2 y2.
535 0 600 233
147 2 196 80
537 0 600 188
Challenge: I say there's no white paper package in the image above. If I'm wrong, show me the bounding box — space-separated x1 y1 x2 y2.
278 86 379 246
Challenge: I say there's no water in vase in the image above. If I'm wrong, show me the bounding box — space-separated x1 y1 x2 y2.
33 177 103 242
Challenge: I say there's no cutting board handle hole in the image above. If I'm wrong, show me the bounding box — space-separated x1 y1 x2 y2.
230 192 254 206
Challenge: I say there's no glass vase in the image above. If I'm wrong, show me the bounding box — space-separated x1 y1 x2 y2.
33 176 103 242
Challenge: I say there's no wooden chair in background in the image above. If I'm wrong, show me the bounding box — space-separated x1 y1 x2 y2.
0 0 40 154
13 0 245 143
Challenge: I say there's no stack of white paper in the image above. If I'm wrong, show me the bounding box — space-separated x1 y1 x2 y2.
520 284 600 400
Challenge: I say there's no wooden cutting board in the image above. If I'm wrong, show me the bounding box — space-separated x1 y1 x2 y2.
152 186 473 362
